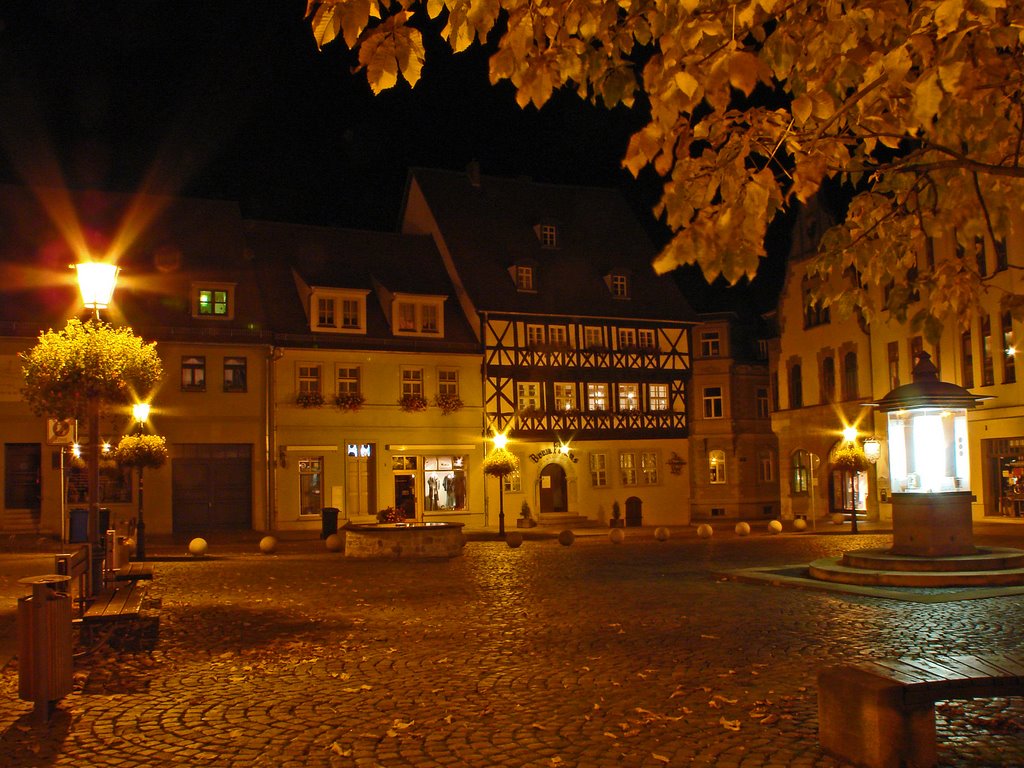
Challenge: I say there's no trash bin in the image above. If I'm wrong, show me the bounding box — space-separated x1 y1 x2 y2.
18 575 73 720
321 507 340 539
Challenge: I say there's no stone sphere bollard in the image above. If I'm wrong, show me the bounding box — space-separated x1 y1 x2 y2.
768 520 783 534
696 523 713 539
609 528 625 544
558 529 575 547
793 518 807 532
325 533 343 552
188 537 208 557
735 522 750 537
831 512 845 525
259 535 277 554
654 526 671 541
506 531 524 548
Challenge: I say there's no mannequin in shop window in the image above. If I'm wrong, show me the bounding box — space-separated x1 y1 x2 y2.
427 475 439 511
443 473 455 508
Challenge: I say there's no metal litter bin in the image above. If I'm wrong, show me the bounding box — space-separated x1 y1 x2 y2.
18 575 73 721
321 507 340 539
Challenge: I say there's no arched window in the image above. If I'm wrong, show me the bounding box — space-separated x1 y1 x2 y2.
789 363 803 408
791 450 810 495
842 351 858 400
821 356 835 403
709 450 726 484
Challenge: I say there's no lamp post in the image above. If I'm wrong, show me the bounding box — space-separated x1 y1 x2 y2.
870 352 988 556
73 260 119 594
482 432 519 539
132 402 150 561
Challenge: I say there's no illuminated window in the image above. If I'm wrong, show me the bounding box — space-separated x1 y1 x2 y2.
398 302 417 331
540 224 558 248
981 313 995 386
638 328 656 350
618 383 639 411
590 453 608 487
584 327 604 349
703 386 723 418
548 326 568 347
341 298 362 329
791 450 810 494
610 274 629 298
502 461 522 493
223 357 247 393
587 383 608 411
311 290 367 333
619 453 637 486
193 283 234 319
298 458 323 517
181 356 206 392
1003 311 1016 384
394 298 444 336
421 304 439 334
648 383 669 411
640 451 659 484
618 328 636 348
517 381 543 410
526 324 545 347
554 382 576 411
709 450 726 483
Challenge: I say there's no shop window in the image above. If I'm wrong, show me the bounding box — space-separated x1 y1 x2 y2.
423 455 467 511
298 458 323 517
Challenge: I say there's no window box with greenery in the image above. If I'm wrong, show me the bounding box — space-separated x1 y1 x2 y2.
335 392 365 412
398 393 429 412
296 391 325 408
434 392 464 415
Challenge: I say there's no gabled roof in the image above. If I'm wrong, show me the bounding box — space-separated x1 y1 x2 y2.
0 184 269 342
245 220 477 350
402 168 697 323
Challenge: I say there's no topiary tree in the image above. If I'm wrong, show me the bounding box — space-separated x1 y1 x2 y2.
22 318 162 587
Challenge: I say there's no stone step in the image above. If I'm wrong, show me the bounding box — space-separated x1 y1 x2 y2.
843 547 1024 573
809 556 1024 588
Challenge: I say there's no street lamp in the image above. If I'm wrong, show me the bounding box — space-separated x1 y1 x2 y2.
74 260 119 593
482 431 519 539
132 402 150 560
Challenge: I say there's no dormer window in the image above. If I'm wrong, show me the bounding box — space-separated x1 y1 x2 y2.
192 282 236 320
392 295 445 337
310 289 368 334
515 265 535 291
605 271 631 299
540 224 558 249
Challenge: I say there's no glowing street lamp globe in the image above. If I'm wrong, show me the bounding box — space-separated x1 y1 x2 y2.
73 261 120 312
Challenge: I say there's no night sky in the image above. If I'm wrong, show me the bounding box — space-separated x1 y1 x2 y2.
0 1 786 313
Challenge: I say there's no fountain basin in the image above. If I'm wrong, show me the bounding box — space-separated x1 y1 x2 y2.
342 522 465 559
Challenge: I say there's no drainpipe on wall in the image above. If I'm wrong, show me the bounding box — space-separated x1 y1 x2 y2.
265 346 282 532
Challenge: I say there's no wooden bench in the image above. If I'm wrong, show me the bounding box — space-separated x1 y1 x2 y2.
819 653 1024 768
55 546 91 617
113 561 154 581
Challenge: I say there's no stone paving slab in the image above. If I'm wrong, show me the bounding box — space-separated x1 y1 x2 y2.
1 529 1023 766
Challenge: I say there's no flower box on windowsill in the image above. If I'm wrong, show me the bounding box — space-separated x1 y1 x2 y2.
433 393 464 415
335 392 365 412
296 392 325 408
398 393 428 412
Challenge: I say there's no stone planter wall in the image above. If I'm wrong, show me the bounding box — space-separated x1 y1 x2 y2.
343 522 465 559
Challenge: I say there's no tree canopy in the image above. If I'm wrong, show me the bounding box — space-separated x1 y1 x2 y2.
21 319 163 420
308 0 1023 334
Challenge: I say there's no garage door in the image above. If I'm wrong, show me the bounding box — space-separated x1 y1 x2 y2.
172 444 252 534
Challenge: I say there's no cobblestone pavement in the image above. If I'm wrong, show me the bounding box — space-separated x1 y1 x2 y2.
2 527 1024 767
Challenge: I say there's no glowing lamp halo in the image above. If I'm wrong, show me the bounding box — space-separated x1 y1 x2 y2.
73 261 120 310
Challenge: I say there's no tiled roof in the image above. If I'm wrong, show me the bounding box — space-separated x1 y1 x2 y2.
404 168 697 323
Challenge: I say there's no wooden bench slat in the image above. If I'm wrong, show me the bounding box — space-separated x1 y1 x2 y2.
851 659 929 685
974 654 1024 678
945 655 1020 680
869 658 946 683
82 582 146 623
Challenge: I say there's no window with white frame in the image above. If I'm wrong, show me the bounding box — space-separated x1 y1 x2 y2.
619 453 638 486
503 460 522 492
640 451 659 484
638 328 656 350
515 265 535 291
590 453 608 487
584 327 604 349
648 383 669 411
517 381 543 410
540 223 558 248
618 328 636 348
554 382 576 411
700 330 721 357
438 369 459 396
337 365 360 395
298 364 321 394
182 356 206 392
587 382 609 411
548 325 568 347
709 450 726 483
526 324 545 347
618 383 640 411
341 298 362 329
703 386 724 418
758 450 774 483
610 273 629 298
394 298 444 336
401 368 424 396
316 297 336 328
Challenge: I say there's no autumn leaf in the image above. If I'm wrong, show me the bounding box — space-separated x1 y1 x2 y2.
720 716 741 731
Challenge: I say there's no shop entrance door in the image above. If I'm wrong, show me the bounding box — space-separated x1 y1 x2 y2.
539 464 568 513
394 473 418 520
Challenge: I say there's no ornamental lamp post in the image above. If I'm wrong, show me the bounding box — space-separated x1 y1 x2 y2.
483 432 519 539
871 352 988 556
73 260 120 593
131 402 150 560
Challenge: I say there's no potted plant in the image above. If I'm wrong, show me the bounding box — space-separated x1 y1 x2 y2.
609 500 624 528
434 392 464 415
398 393 429 412
335 391 365 411
377 506 406 524
517 500 536 528
296 391 325 408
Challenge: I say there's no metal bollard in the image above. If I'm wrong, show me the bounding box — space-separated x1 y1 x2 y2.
17 575 73 722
